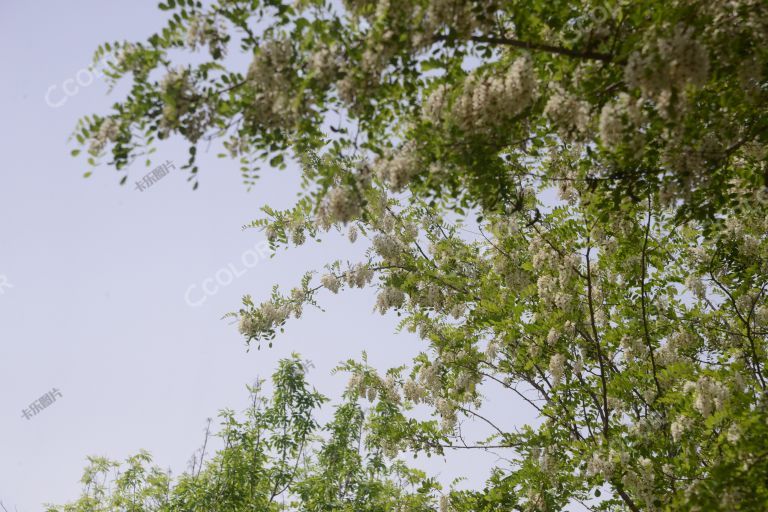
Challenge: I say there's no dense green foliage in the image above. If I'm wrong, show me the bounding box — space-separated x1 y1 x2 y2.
48 357 438 511
63 1 768 510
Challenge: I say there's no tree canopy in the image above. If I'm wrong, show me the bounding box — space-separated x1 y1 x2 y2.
62 1 768 510
48 357 439 511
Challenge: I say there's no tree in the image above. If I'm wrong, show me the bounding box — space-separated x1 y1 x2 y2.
64 1 768 510
75 0 767 220
48 356 439 511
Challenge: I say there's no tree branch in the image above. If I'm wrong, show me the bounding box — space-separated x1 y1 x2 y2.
458 35 617 63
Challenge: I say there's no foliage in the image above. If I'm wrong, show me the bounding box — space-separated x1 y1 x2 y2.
49 356 439 511
65 1 768 510
75 0 768 221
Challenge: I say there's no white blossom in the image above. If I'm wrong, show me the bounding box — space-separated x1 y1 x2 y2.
88 118 121 154
693 376 729 417
321 273 341 294
685 275 707 299
544 85 591 138
372 234 401 260
625 24 710 110
418 362 442 393
375 286 405 314
549 353 566 386
403 378 427 403
308 44 340 85
585 451 614 479
547 328 559 346
346 263 374 288
726 423 741 443
348 225 358 243
436 397 457 431
452 55 537 132
290 226 306 246
424 84 449 122
186 14 227 57
599 93 644 150
374 143 419 192
246 38 298 129
322 186 361 225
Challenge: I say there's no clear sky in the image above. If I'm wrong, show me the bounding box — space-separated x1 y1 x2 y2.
0 2 532 509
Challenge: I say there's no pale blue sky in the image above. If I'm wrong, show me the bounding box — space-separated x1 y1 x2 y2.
0 2 531 509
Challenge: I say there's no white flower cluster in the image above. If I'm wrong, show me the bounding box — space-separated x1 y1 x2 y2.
620 335 648 363
247 38 298 129
374 142 419 192
238 301 292 339
320 273 341 294
625 24 710 112
417 360 443 395
317 186 361 226
573 358 584 377
537 274 572 311
726 423 741 443
361 33 398 77
670 415 693 442
158 67 197 132
308 44 341 86
546 328 559 346
544 85 590 139
89 118 120 155
403 378 427 403
413 283 447 311
382 374 401 403
435 397 457 431
346 263 374 288
622 457 656 509
629 413 665 439
724 216 763 260
115 42 139 72
484 339 500 361
423 84 449 123
454 370 480 396
186 14 227 57
529 233 556 270
755 305 768 327
559 252 582 284
372 233 401 260
452 55 537 132
691 376 729 417
585 451 616 480
346 370 401 405
417 0 492 46
347 372 377 402
537 275 557 303
549 353 566 386
684 275 707 300
657 329 694 366
438 495 451 512
599 92 644 150
248 38 293 86
658 133 723 197
375 286 405 314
